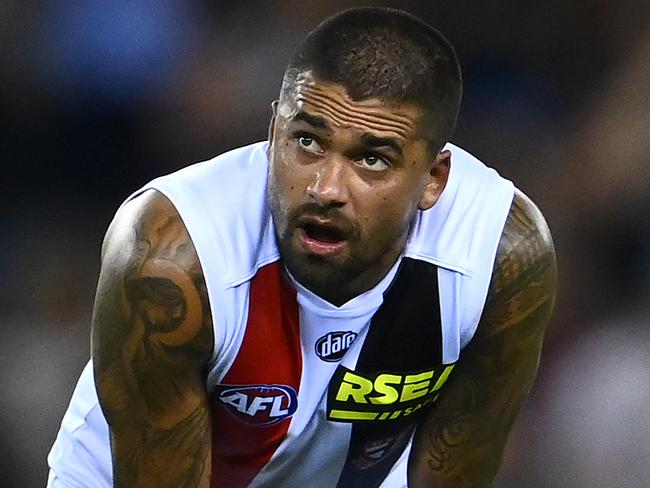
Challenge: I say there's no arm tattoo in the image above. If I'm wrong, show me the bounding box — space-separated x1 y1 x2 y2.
93 195 213 488
411 191 557 487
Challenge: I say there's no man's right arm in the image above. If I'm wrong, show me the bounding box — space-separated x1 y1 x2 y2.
91 190 214 487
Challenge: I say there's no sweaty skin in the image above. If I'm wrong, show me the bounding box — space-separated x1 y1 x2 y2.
92 76 556 487
268 71 450 305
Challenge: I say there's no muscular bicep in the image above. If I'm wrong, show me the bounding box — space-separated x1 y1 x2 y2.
92 191 214 488
408 190 557 488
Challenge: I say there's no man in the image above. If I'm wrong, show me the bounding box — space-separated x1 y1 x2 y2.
48 7 556 488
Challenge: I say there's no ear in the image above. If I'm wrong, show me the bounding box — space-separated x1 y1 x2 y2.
418 149 451 210
268 100 279 142
267 101 279 158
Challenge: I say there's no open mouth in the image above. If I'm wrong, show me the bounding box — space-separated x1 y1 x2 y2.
301 222 346 243
296 221 348 256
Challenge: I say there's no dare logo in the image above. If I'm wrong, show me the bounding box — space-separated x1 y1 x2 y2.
214 384 298 426
315 331 357 362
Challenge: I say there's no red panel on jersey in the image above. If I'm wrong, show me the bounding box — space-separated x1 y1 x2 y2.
210 262 302 487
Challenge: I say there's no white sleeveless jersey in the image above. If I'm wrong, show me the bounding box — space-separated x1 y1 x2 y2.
48 141 514 488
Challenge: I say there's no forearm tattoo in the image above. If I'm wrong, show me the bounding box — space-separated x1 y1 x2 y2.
411 191 557 487
93 198 213 488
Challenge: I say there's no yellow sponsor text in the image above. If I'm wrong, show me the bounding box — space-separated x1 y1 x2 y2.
327 364 455 422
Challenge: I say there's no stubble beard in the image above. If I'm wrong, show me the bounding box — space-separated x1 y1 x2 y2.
275 214 413 302
278 234 366 298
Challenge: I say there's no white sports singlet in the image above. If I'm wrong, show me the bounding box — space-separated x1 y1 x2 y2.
48 141 514 487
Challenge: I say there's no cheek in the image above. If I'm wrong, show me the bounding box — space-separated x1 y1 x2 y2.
355 188 419 241
269 145 307 208
364 182 418 219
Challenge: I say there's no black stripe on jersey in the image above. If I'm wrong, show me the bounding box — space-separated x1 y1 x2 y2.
332 257 448 488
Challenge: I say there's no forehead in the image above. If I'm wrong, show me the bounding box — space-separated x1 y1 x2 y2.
279 71 424 141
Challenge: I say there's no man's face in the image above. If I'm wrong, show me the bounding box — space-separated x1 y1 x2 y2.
267 71 449 303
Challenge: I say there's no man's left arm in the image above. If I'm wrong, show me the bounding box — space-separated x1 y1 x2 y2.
408 190 557 487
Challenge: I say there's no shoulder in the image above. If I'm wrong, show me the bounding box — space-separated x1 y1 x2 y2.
480 188 557 338
491 189 555 296
94 189 214 371
101 190 202 281
103 189 188 258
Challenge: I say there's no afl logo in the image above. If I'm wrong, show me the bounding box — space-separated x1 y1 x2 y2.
215 384 298 426
315 331 357 362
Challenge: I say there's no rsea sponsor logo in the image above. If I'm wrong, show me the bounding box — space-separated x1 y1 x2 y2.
214 384 298 426
327 364 456 422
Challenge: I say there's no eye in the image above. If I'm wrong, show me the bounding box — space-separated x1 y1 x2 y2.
358 154 390 172
295 133 323 154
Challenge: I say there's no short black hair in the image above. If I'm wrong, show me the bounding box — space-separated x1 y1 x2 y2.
282 7 462 153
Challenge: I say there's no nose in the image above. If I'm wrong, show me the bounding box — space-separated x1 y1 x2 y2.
306 157 349 207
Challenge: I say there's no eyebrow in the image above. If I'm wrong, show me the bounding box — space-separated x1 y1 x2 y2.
291 110 405 156
360 133 404 156
291 111 330 130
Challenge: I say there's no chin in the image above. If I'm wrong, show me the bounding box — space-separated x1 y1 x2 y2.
288 253 343 284
282 247 358 292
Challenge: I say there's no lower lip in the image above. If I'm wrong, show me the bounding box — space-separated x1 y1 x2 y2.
296 228 347 257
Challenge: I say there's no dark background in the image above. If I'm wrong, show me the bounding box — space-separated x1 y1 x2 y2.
1 1 648 486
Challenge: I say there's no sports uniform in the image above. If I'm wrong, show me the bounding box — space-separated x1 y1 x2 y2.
48 141 514 487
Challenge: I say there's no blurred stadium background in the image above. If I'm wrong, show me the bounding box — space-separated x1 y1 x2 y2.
1 1 648 486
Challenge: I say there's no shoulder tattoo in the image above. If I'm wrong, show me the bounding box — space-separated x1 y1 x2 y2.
411 190 557 487
93 194 213 487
